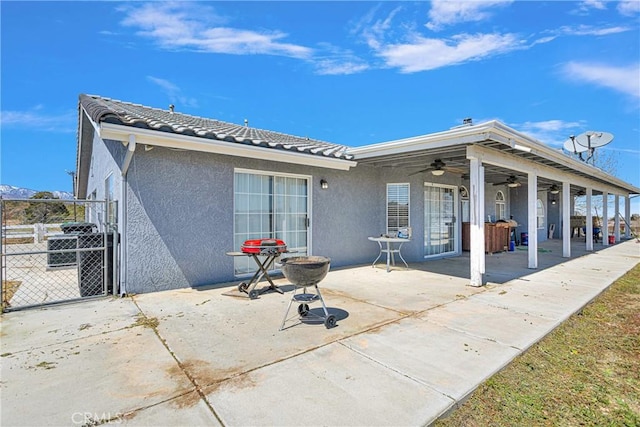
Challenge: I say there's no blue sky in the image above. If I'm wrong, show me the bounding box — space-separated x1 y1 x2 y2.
1 1 639 210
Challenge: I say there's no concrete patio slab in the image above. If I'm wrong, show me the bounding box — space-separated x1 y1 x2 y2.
1 239 637 426
340 316 521 401
105 391 221 426
0 297 140 353
204 342 454 427
0 326 193 427
132 281 403 389
416 296 559 349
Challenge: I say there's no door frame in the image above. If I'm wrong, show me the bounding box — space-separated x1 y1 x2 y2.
423 182 459 258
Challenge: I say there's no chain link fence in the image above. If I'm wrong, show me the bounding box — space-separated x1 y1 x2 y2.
1 198 118 312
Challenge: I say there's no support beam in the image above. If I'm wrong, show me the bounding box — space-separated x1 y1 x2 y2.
625 196 631 238
602 191 609 246
586 188 593 251
562 181 571 258
614 195 620 242
527 172 538 269
469 157 485 287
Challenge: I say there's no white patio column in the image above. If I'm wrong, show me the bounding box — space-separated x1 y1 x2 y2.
562 181 571 258
602 191 609 246
625 196 631 238
614 194 620 242
527 172 538 269
586 188 593 251
469 157 485 287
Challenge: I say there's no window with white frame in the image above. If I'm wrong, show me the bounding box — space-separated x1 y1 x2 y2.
536 198 545 229
387 183 409 234
495 191 506 220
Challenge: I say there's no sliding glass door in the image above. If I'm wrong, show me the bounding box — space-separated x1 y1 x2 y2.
424 183 458 257
234 170 309 275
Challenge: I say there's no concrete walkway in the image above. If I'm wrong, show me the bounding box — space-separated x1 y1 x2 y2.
1 239 638 426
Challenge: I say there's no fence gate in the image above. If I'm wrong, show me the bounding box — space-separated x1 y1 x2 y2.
1 198 118 312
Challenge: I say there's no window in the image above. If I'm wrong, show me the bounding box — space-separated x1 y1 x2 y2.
234 171 309 275
387 183 409 234
536 199 545 229
495 191 506 220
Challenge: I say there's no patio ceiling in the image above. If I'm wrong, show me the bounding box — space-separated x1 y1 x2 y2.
351 122 640 197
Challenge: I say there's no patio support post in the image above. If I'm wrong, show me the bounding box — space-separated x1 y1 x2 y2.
625 196 631 239
527 172 538 269
602 191 609 246
614 194 620 242
562 181 571 258
469 157 485 287
586 188 594 251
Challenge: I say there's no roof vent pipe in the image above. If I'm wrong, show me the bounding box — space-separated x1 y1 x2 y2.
169 104 175 113
244 119 249 127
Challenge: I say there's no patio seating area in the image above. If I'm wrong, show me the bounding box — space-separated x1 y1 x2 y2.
1 238 637 426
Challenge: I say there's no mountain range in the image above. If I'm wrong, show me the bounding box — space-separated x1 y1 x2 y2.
0 185 74 200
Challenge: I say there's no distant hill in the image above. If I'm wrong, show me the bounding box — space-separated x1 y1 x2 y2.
0 185 74 200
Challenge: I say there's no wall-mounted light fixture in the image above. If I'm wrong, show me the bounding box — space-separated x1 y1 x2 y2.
320 179 328 189
551 199 557 205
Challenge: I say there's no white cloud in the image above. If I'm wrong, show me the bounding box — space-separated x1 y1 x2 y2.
618 0 640 16
146 76 199 108
0 109 76 132
561 62 640 100
426 1 513 31
516 120 586 147
377 32 523 73
120 2 313 59
556 24 632 36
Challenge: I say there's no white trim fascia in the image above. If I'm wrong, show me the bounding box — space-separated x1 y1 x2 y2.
348 122 495 157
466 144 630 196
99 123 357 171
482 123 640 194
351 120 639 194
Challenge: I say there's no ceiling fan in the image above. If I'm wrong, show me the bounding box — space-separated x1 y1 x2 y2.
409 159 466 176
493 175 521 188
546 184 560 194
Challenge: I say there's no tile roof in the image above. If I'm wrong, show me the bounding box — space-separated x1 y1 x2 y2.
79 94 353 160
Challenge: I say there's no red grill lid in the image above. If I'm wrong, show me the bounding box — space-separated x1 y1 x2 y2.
241 238 287 254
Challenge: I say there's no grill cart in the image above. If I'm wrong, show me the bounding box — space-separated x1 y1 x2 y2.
279 256 336 330
226 239 287 299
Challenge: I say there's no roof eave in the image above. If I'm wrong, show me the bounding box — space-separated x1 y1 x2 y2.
99 123 357 171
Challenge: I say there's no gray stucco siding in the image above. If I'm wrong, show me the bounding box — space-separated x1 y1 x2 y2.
120 144 387 293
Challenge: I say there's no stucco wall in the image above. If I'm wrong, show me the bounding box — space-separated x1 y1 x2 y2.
120 145 393 293
87 135 536 294
509 186 549 243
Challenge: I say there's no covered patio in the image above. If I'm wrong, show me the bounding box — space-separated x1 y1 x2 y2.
350 120 639 286
1 238 637 426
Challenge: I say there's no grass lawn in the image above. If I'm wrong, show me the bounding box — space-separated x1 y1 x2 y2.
434 263 640 427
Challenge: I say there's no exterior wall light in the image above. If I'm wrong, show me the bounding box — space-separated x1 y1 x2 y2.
320 179 328 189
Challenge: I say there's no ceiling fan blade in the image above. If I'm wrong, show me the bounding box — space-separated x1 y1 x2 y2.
443 166 466 175
409 168 432 176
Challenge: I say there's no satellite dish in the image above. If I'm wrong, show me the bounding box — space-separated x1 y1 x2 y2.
563 136 588 153
575 131 614 149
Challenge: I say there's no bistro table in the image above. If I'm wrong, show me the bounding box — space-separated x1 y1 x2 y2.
368 236 410 272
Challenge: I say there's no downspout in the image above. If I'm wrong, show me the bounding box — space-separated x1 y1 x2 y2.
119 134 136 296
